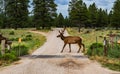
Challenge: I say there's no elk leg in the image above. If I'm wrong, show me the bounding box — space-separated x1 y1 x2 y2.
81 43 85 53
69 44 71 52
77 43 81 53
61 43 66 53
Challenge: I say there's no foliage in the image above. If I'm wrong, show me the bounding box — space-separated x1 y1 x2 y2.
12 44 28 56
69 0 88 31
68 0 120 29
0 29 46 54
87 43 120 71
108 44 120 58
32 0 57 29
87 43 103 56
68 28 120 71
103 62 120 71
3 0 29 29
0 51 19 62
111 0 120 29
55 13 64 27
9 31 15 35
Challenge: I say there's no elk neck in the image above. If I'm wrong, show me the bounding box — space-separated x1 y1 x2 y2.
60 34 65 40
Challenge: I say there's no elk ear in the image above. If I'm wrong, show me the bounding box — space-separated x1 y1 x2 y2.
59 30 61 33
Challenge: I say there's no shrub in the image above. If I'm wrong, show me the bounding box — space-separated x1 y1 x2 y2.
2 51 18 62
26 34 32 37
9 31 15 35
22 37 32 41
108 44 120 58
12 45 28 56
87 43 103 56
10 37 19 41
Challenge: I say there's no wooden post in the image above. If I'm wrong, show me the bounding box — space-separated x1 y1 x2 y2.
18 38 21 56
103 37 107 56
1 40 6 55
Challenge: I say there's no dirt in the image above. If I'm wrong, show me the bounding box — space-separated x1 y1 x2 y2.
0 28 120 74
58 58 86 69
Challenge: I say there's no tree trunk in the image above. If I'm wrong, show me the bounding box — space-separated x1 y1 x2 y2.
42 25 45 29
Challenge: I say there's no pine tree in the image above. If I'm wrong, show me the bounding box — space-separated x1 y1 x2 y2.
5 0 29 29
33 0 57 29
96 9 108 27
88 3 98 28
64 16 71 27
55 13 64 27
0 0 5 28
108 10 113 26
69 0 88 32
111 0 120 29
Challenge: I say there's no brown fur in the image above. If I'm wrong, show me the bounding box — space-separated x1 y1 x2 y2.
57 29 85 53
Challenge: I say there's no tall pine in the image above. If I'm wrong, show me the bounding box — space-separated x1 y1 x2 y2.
33 0 57 29
5 0 29 29
55 13 64 27
111 0 120 29
69 0 88 32
88 3 97 28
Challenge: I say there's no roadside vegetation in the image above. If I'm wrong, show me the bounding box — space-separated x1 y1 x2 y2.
67 28 120 71
0 29 46 66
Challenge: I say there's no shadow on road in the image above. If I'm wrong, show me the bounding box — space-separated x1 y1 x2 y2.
22 54 88 59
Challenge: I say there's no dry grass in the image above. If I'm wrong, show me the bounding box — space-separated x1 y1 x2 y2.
67 28 120 71
67 28 120 49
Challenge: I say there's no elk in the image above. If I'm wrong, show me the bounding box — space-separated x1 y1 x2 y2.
57 28 85 53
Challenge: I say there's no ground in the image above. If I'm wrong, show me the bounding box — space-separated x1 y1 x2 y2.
0 28 119 74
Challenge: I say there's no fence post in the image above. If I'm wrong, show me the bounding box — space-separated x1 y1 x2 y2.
96 36 98 55
1 40 6 55
103 37 107 56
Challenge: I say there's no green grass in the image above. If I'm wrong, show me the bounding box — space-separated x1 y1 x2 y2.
67 28 120 49
67 28 120 71
0 28 47 66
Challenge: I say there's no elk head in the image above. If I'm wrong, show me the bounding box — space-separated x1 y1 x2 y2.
57 28 66 38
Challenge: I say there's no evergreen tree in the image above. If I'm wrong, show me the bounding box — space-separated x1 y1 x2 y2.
111 0 120 29
5 0 29 29
55 13 64 27
88 3 98 28
64 16 71 27
108 10 113 26
96 9 108 27
102 10 108 27
69 0 88 32
0 0 5 28
33 0 57 29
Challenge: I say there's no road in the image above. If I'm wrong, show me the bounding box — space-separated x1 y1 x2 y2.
0 28 119 74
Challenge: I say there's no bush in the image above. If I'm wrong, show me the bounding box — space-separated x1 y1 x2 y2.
90 43 103 49
9 31 15 35
10 37 19 41
26 34 32 37
22 37 32 41
87 43 103 56
10 34 32 41
108 44 120 58
12 45 28 56
2 51 18 62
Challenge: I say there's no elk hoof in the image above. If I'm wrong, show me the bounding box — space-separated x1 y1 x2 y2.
77 51 80 53
69 51 71 53
61 51 63 53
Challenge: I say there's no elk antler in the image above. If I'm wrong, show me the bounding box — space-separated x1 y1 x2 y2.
61 27 66 33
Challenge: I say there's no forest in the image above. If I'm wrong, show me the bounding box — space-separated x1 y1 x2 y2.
0 0 120 29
